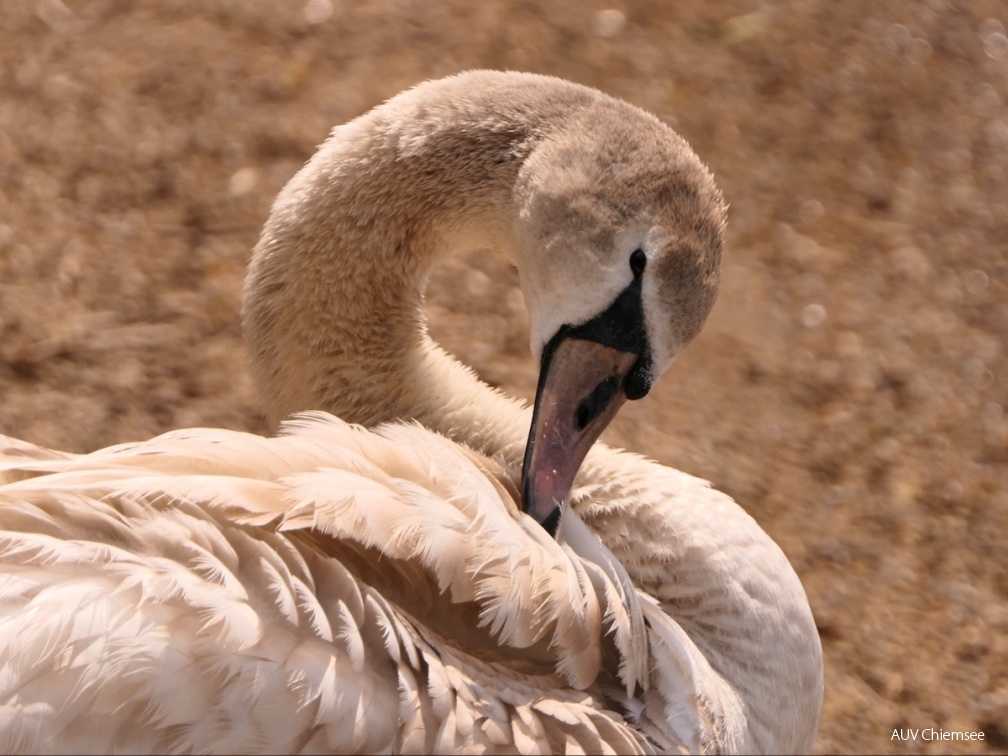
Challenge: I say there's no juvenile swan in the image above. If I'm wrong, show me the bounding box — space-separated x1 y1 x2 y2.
0 71 822 754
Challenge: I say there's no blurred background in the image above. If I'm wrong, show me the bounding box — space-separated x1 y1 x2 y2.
1 0 1006 752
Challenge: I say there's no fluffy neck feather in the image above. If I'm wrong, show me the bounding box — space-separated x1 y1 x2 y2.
242 70 822 753
244 73 581 452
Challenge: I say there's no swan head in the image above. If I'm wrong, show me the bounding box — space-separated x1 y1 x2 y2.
515 108 726 532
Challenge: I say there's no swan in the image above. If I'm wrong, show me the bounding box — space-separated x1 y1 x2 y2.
0 70 822 753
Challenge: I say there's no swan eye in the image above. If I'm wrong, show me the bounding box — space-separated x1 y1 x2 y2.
629 248 646 277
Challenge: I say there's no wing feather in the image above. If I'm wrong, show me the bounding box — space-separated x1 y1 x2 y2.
0 412 720 753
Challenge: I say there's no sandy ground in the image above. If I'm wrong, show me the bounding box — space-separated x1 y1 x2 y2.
2 0 1006 753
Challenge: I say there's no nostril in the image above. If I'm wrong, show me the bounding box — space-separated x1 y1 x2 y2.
574 375 621 432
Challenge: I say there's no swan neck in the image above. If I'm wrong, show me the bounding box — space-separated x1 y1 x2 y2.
243 90 544 461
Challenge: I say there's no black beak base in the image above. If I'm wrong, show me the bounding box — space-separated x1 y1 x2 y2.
521 254 655 535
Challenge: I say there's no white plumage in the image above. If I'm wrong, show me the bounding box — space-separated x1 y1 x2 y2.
3 415 693 753
0 71 822 754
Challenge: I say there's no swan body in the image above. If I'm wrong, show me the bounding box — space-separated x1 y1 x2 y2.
0 71 822 753
0 416 656 753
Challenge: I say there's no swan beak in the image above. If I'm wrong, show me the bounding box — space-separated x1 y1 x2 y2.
522 337 637 534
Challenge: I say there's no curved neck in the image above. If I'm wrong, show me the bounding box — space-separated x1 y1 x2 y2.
243 85 564 465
